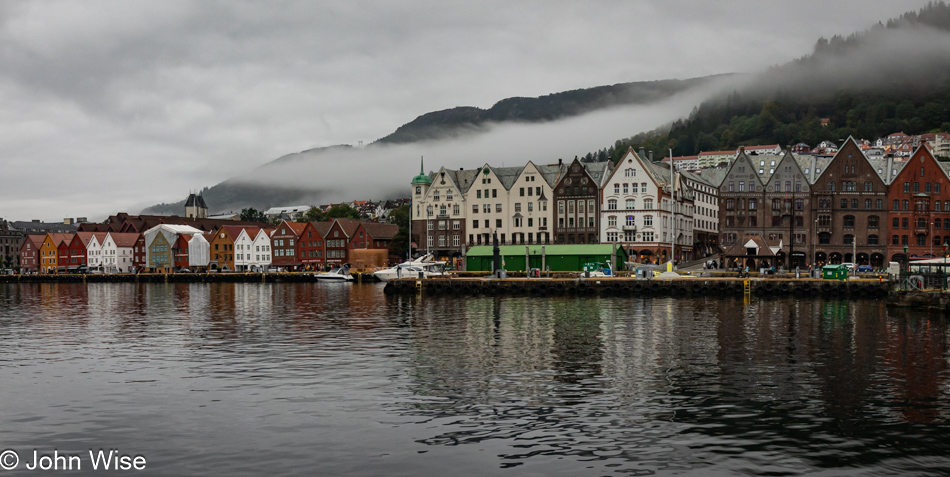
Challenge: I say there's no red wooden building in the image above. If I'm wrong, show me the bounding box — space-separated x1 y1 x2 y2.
886 145 950 263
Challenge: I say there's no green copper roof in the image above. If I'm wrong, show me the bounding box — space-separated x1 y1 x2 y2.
411 157 433 185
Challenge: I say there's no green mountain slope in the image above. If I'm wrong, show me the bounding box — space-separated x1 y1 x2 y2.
374 76 729 144
596 1 950 161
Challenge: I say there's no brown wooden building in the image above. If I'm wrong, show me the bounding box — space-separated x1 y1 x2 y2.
811 138 890 267
886 145 950 263
553 158 610 244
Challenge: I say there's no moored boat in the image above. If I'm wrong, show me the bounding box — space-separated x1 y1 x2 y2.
374 255 447 282
315 266 354 282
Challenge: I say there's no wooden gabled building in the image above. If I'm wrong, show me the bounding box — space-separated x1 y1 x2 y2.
811 137 890 267
271 220 307 270
886 144 950 263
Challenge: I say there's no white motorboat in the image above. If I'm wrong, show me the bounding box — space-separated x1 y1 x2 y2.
315 266 354 282
374 255 448 282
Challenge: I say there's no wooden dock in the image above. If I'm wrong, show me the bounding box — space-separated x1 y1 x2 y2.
0 272 380 284
383 277 891 298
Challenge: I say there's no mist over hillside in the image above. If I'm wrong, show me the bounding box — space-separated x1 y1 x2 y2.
143 2 950 217
142 76 737 215
603 1 950 159
374 76 729 145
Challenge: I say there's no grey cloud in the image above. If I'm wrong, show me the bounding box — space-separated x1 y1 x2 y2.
0 0 935 220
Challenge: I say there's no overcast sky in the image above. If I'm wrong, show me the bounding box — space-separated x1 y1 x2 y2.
0 0 934 221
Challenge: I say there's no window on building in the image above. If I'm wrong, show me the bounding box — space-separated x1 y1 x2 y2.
844 215 855 227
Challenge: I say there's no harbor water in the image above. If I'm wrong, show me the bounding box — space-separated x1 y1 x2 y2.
1 282 948 476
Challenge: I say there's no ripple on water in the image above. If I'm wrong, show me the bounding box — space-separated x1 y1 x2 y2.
1 284 949 476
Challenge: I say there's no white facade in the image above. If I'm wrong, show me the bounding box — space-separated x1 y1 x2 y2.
601 150 694 263
683 172 718 238
234 229 272 271
86 234 104 270
102 233 135 273
741 144 783 156
698 150 736 168
466 164 514 245
504 161 556 245
413 166 468 252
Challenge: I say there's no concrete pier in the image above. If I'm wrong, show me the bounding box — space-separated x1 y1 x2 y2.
383 277 891 299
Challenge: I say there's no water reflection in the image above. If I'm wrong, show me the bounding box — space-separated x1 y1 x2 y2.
1 283 949 476
395 295 950 475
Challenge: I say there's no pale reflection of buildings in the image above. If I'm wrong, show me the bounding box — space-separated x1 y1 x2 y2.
406 297 559 403
883 313 948 424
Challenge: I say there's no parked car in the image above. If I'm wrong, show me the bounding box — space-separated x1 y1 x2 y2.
842 262 855 272
857 265 873 272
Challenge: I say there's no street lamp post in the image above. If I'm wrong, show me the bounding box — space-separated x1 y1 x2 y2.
931 221 934 258
944 241 948 291
813 218 818 277
904 243 909 290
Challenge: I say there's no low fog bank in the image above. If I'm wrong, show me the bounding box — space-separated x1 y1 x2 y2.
213 75 740 210
745 25 950 99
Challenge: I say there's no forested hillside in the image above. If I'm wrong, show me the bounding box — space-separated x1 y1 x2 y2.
374 76 729 144
588 1 950 162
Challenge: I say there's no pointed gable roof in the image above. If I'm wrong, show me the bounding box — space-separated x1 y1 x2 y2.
492 165 524 190
23 234 46 249
537 162 565 188
47 233 73 247
423 166 468 201
814 136 882 186
309 221 332 238
446 168 479 193
333 218 361 238
90 232 108 246
361 222 399 240
107 232 140 248
893 143 950 185
721 148 766 189
75 231 98 247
